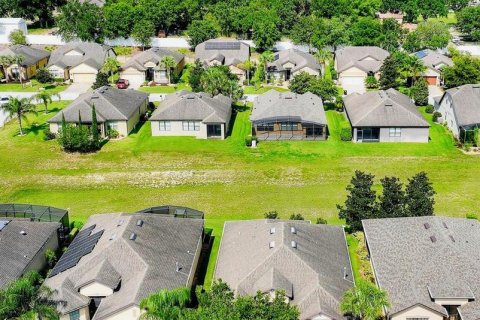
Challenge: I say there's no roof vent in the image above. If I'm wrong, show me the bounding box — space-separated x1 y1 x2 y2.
20 230 27 236
269 241 275 249
117 219 124 227
129 233 137 241
136 219 144 227
109 234 116 241
385 103 393 107
270 227 275 234
442 222 448 229
290 226 296 234
449 235 455 242
472 85 480 89
424 223 431 229
430 235 437 243
291 241 297 248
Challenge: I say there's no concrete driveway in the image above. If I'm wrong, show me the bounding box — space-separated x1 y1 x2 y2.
428 85 444 105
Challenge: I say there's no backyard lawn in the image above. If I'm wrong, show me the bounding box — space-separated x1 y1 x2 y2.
243 85 289 94
0 102 479 286
139 83 192 93
0 80 69 94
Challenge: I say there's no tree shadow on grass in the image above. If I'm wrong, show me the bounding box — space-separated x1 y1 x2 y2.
24 122 48 136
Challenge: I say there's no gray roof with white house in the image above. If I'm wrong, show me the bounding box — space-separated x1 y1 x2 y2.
335 46 389 73
150 91 232 124
121 47 184 72
44 213 204 320
343 88 429 127
413 49 453 76
438 84 480 127
251 90 327 125
195 39 250 66
0 219 59 288
268 49 321 73
363 217 480 320
48 86 148 123
215 220 353 320
47 42 113 70
0 45 50 67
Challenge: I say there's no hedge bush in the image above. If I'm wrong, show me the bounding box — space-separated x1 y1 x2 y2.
425 105 434 114
340 124 353 141
432 111 442 122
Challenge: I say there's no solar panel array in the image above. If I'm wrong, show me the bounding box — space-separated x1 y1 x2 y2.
50 224 104 277
415 50 428 59
205 41 241 51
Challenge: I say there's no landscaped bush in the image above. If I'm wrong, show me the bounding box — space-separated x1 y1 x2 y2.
466 213 478 220
365 75 379 89
425 105 434 114
412 79 429 106
316 217 327 224
42 128 56 141
108 128 119 139
264 211 279 219
59 124 100 152
289 213 304 220
36 68 54 84
340 124 353 141
432 112 442 122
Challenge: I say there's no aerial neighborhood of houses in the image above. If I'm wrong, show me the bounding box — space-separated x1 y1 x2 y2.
1 0 480 319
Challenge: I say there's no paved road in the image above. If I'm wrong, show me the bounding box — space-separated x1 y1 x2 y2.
428 85 444 105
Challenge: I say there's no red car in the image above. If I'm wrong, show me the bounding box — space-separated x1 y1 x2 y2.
116 79 129 89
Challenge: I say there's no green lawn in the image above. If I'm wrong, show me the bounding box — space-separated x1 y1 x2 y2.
0 80 68 94
139 83 192 93
419 12 457 25
1 102 479 287
243 85 289 94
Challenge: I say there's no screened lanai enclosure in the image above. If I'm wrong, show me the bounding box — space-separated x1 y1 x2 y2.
137 205 204 219
252 117 327 141
459 125 479 144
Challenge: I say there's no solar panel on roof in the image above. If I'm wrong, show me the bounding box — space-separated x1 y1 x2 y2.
415 50 428 59
50 227 104 277
205 41 241 50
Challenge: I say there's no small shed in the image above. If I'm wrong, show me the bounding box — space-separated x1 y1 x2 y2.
0 18 28 35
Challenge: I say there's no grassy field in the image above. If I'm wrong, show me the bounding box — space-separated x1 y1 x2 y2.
422 12 458 25
243 85 289 94
0 80 68 94
1 101 479 286
139 83 192 93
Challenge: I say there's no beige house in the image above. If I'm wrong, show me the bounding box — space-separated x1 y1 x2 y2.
44 211 204 320
267 49 321 82
47 43 115 83
0 219 60 288
48 86 148 138
119 47 185 88
334 46 389 94
150 91 232 139
363 217 480 320
0 45 50 81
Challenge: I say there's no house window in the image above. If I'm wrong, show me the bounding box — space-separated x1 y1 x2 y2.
389 127 401 137
280 122 298 131
182 121 200 131
257 124 274 131
108 122 118 130
69 310 80 320
159 121 171 131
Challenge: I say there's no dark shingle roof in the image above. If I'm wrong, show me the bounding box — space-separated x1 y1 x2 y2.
439 84 480 127
0 45 50 67
195 39 250 66
121 47 184 71
0 220 59 288
414 49 453 76
48 86 149 123
47 42 112 70
268 49 321 73
215 220 353 320
335 46 389 73
251 90 327 125
343 88 429 127
44 213 204 319
363 217 480 320
149 91 232 123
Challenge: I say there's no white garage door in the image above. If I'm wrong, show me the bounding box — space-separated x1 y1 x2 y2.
71 73 96 84
122 74 145 89
341 76 366 95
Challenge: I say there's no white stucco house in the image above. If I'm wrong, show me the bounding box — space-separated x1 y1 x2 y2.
149 91 232 139
343 89 430 143
334 46 389 94
0 18 27 36
47 43 116 83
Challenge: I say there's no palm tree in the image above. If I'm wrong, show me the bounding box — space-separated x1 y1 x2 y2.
160 56 177 85
259 51 274 84
238 59 254 86
102 57 120 84
0 96 36 135
340 280 390 320
35 90 60 114
314 48 332 78
0 55 12 83
407 56 427 85
140 287 191 320
11 54 25 86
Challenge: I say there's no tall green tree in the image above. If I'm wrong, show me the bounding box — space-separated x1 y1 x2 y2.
140 287 190 320
337 170 378 232
457 6 480 41
187 19 220 49
443 54 480 88
188 59 205 92
289 72 315 94
311 17 351 51
411 79 429 106
92 72 109 90
0 96 35 135
379 18 404 52
379 55 400 89
238 59 254 86
8 29 27 45
102 57 120 84
91 104 100 148
252 12 281 52
340 280 390 320
314 48 332 76
405 172 436 217
403 21 451 52
35 90 59 114
200 66 243 101
350 17 382 46
132 20 155 50
448 0 469 11
160 56 177 84
103 1 137 39
378 176 405 218
290 15 320 52
259 51 274 84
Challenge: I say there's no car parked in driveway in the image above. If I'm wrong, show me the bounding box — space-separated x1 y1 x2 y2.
116 79 129 89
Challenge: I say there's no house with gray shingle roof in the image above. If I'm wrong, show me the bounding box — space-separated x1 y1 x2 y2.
435 84 480 140
267 49 321 82
215 220 354 320
0 45 50 81
251 90 327 140
149 91 232 139
47 42 115 83
413 49 453 86
194 39 250 83
343 88 430 142
119 47 185 87
48 86 149 138
44 212 204 320
334 46 389 94
0 219 60 288
363 217 480 320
